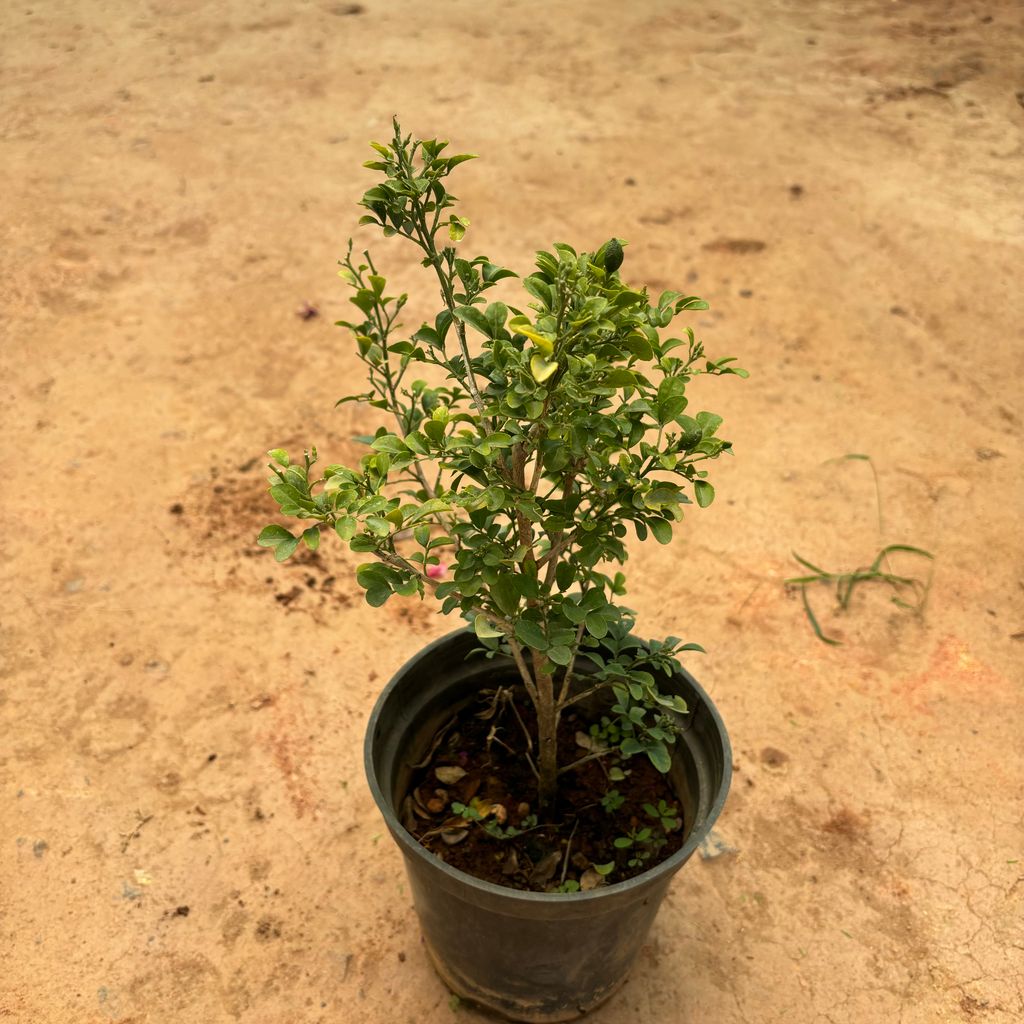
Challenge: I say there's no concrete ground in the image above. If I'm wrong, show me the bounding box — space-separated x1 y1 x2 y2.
2 1 1022 1021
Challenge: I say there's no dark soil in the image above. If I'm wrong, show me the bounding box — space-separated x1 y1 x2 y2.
401 688 686 892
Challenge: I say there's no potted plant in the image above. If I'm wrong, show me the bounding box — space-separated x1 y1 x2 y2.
258 119 744 1022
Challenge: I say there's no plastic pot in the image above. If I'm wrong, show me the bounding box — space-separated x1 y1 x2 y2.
364 628 732 1023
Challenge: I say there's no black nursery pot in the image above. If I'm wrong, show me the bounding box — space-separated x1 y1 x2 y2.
364 628 732 1023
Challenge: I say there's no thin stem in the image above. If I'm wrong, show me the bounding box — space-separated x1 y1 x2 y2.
507 693 539 781
556 622 587 706
343 249 446 519
533 648 558 807
538 465 580 591
527 451 545 495
560 819 579 885
525 395 552 494
560 681 612 711
391 134 489 421
506 636 539 704
557 750 611 776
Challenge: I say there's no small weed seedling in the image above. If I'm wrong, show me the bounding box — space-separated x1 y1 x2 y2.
644 799 683 834
786 455 934 645
613 826 662 869
601 788 626 814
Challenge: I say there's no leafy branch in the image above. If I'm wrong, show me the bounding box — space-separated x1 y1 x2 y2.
258 119 745 805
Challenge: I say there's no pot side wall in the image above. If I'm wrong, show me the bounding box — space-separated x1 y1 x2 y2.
365 629 732 1022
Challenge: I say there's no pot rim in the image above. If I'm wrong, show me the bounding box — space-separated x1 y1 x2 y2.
364 627 732 905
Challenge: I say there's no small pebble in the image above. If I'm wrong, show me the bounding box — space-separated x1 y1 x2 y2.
699 829 738 860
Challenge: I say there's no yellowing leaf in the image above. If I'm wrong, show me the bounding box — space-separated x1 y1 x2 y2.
518 327 554 353
530 354 558 383
473 614 504 639
449 216 468 241
508 315 555 354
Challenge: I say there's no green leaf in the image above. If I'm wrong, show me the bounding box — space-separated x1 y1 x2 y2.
530 354 558 383
404 432 427 455
349 289 377 315
257 525 293 547
522 275 553 309
649 518 672 544
594 862 615 876
423 419 446 442
604 368 637 388
334 517 357 541
694 480 715 508
563 600 587 625
646 743 672 773
405 499 452 525
270 482 307 509
473 614 505 639
872 543 934 565
302 527 320 551
547 645 572 666
365 515 392 536
696 411 723 437
356 563 387 588
514 619 548 651
413 524 431 547
371 434 408 454
585 613 609 639
267 448 289 467
413 324 440 347
645 486 683 508
453 305 492 338
365 585 392 607
656 378 688 424
274 536 300 562
621 333 653 360
484 301 508 337
555 561 575 592
492 575 520 616
677 415 703 450
798 583 842 646
482 262 518 284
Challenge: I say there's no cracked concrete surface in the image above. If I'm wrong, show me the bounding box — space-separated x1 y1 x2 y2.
2 0 1022 1021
